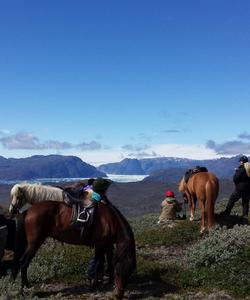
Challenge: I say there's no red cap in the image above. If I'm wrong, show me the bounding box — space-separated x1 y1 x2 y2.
165 191 175 197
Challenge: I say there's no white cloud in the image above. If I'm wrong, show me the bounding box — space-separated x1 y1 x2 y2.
206 139 250 155
0 129 10 135
0 132 102 152
74 143 219 166
122 144 149 151
0 132 42 150
150 143 218 159
0 132 222 165
77 141 102 151
75 148 125 166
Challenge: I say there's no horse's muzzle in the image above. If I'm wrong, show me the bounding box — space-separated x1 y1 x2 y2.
9 205 19 216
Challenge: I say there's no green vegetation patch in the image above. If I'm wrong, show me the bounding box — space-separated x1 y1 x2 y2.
132 215 200 248
186 225 250 268
29 240 93 283
180 247 250 298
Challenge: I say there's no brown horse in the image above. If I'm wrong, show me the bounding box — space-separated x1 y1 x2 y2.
12 200 136 299
179 172 219 233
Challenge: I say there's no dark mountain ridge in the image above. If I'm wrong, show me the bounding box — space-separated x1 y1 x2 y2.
0 155 106 180
98 155 244 179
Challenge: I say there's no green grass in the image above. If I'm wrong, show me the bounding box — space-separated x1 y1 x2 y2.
131 214 200 248
29 240 93 283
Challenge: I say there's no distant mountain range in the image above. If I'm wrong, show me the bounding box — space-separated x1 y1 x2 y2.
0 154 244 182
98 155 245 179
0 155 106 180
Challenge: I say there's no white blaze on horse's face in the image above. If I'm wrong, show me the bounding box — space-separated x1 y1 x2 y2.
9 185 22 214
9 203 13 214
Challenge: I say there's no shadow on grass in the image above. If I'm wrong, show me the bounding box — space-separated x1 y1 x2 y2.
32 280 113 298
32 280 179 299
215 213 249 228
126 280 179 299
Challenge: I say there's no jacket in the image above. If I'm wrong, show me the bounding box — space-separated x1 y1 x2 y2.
233 164 250 192
159 197 182 222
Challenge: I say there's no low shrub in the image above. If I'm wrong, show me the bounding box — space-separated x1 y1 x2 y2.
186 225 250 268
29 241 93 283
181 247 250 297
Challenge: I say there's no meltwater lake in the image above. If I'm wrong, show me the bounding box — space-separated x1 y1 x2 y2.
0 174 148 185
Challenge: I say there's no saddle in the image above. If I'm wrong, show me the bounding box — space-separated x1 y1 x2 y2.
64 190 97 237
184 166 208 183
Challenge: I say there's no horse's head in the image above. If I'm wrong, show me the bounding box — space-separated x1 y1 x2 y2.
178 177 186 193
178 177 189 203
9 184 25 215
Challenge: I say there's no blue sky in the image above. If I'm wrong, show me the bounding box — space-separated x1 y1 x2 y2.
0 0 250 165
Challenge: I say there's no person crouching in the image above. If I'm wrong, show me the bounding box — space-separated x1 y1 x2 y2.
158 191 182 225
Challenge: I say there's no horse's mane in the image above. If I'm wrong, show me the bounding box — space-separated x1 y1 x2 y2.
11 183 65 204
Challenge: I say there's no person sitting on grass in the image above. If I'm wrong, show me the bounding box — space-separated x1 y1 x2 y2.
158 190 183 225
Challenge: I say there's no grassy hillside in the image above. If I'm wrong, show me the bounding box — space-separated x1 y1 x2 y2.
1 201 249 299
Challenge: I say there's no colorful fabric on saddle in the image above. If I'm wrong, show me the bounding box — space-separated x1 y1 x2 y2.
84 184 93 191
91 191 102 201
184 166 208 183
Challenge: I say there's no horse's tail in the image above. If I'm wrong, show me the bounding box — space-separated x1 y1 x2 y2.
12 212 27 280
110 205 136 297
205 176 219 229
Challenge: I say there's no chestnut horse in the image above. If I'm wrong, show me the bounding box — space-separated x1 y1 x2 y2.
179 172 219 233
12 201 136 299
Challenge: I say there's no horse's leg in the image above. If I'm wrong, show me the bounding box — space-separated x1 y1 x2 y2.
105 246 114 284
187 194 194 221
11 214 28 282
114 269 124 299
20 239 44 288
11 260 20 281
